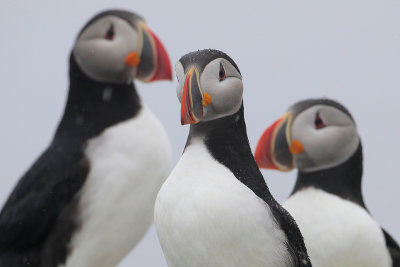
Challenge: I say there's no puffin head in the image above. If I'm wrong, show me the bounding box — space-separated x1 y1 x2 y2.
255 99 360 172
72 10 172 84
175 49 243 125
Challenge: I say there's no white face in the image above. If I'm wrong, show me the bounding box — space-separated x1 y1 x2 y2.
73 15 140 84
291 105 360 172
176 58 243 122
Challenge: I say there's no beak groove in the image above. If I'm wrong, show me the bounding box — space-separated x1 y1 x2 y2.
146 27 172 81
181 68 204 125
255 117 284 170
254 112 295 171
135 23 172 82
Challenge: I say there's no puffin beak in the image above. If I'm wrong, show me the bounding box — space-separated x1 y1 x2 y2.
134 22 172 82
181 68 212 125
254 112 303 171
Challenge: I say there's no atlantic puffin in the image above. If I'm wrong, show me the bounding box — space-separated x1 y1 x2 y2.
255 98 400 267
154 49 311 267
0 10 172 267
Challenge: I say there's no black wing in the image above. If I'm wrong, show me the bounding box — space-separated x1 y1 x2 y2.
0 142 89 265
382 228 400 267
270 203 312 267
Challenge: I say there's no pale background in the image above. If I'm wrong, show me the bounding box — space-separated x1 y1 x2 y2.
1 0 399 266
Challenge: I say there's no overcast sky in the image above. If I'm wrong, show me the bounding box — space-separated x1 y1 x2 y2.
1 0 399 266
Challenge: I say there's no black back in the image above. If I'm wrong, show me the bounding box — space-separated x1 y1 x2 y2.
0 54 141 266
292 143 400 266
186 104 311 267
383 229 400 267
77 9 143 37
289 98 354 122
292 143 365 206
179 49 241 74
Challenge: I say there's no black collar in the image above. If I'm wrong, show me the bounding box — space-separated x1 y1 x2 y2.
292 144 365 208
185 103 311 266
55 55 142 144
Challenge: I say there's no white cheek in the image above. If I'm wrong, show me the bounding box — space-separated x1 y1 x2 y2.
198 57 243 121
78 40 122 61
292 125 360 172
73 17 138 83
205 78 243 115
176 82 183 103
175 62 184 102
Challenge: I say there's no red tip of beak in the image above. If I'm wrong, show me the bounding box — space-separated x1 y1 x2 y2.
254 117 283 169
181 71 198 125
147 28 172 81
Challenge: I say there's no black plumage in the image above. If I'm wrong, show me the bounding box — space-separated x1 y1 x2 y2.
179 49 241 74
0 54 141 266
288 99 400 267
187 103 311 266
177 49 312 266
292 142 400 267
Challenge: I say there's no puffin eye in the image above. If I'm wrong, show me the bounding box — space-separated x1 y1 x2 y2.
314 113 326 129
104 24 115 40
219 63 226 81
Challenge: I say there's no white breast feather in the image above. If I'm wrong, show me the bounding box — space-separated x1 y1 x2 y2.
62 104 172 267
283 188 391 267
155 139 292 267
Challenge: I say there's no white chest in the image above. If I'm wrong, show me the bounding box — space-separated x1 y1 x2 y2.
62 105 172 267
155 140 291 267
283 188 391 267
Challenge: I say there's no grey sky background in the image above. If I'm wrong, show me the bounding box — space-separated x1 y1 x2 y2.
1 1 399 266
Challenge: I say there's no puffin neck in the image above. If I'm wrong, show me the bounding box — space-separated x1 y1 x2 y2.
186 103 312 265
55 55 142 141
292 143 365 207
186 103 275 203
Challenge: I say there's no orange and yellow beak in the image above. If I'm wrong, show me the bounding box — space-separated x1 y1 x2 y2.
180 68 212 125
254 112 304 171
126 22 172 82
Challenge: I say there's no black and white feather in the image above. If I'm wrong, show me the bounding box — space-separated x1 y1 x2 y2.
256 98 400 267
0 9 172 267
155 49 311 267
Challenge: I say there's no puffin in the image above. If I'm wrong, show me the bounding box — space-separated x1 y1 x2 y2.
154 49 312 267
254 98 400 267
0 10 172 267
